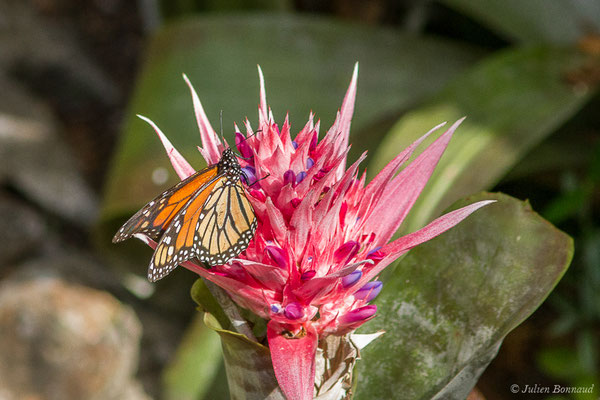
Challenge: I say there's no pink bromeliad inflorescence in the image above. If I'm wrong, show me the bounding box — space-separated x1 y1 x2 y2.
137 64 494 400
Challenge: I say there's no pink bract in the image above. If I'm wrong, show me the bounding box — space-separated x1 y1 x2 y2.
137 64 494 400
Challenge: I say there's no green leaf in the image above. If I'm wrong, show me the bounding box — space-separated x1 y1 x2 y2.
191 278 233 332
440 0 600 44
203 313 285 400
162 314 225 400
100 14 482 229
354 192 574 400
370 46 594 235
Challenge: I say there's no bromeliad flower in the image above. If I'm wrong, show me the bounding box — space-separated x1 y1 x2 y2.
126 64 494 400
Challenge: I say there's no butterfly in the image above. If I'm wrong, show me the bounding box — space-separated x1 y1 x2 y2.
113 147 257 282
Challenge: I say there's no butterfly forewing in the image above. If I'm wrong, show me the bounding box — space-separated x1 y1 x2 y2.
112 165 220 243
114 147 258 282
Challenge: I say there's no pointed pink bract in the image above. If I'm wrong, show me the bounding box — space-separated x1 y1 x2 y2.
138 64 494 398
268 321 317 400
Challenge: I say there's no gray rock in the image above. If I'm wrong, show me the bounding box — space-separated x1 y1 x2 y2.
0 84 99 226
0 0 119 105
0 193 45 266
0 277 150 400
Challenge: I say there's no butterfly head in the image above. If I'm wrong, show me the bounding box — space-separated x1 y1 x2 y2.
219 147 243 177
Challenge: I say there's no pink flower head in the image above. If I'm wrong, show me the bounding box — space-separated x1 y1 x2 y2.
138 64 494 400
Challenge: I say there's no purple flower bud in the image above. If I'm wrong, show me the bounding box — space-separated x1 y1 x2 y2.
339 305 377 325
296 171 307 184
301 270 316 280
367 246 385 262
235 132 253 159
354 281 383 302
334 241 360 263
265 246 288 269
241 166 256 185
292 140 299 149
284 302 304 320
270 304 282 314
283 170 296 186
341 270 362 288
306 157 315 169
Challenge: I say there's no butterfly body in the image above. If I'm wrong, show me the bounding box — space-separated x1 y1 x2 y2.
113 148 257 282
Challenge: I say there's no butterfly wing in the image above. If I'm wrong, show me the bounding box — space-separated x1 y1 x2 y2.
148 176 257 281
112 164 219 243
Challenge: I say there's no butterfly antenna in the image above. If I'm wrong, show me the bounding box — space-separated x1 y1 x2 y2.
249 173 270 187
244 129 261 142
234 129 263 160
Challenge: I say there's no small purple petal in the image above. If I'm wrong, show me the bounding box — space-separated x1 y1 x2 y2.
334 241 360 263
306 157 314 169
367 246 385 261
301 270 316 280
241 166 257 185
271 304 282 314
296 171 307 184
291 198 301 208
265 246 288 269
342 270 362 288
339 305 377 324
354 281 383 302
292 140 299 149
283 170 296 186
284 302 304 320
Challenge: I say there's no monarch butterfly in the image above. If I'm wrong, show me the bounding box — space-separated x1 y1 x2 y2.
113 147 257 282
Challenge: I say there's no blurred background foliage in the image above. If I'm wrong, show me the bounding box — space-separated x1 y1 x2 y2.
2 0 597 399
99 0 599 399
103 0 600 399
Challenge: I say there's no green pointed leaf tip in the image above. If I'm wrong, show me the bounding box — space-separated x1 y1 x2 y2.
354 192 574 400
100 14 483 224
371 46 594 234
204 313 285 400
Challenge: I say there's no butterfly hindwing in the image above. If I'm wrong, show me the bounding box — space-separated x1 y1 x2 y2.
147 176 257 282
148 176 223 281
197 180 257 266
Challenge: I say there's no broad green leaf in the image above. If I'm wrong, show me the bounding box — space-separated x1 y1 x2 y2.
371 46 594 235
354 192 573 400
162 314 224 400
100 14 483 231
203 313 285 400
191 278 233 332
440 0 600 44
